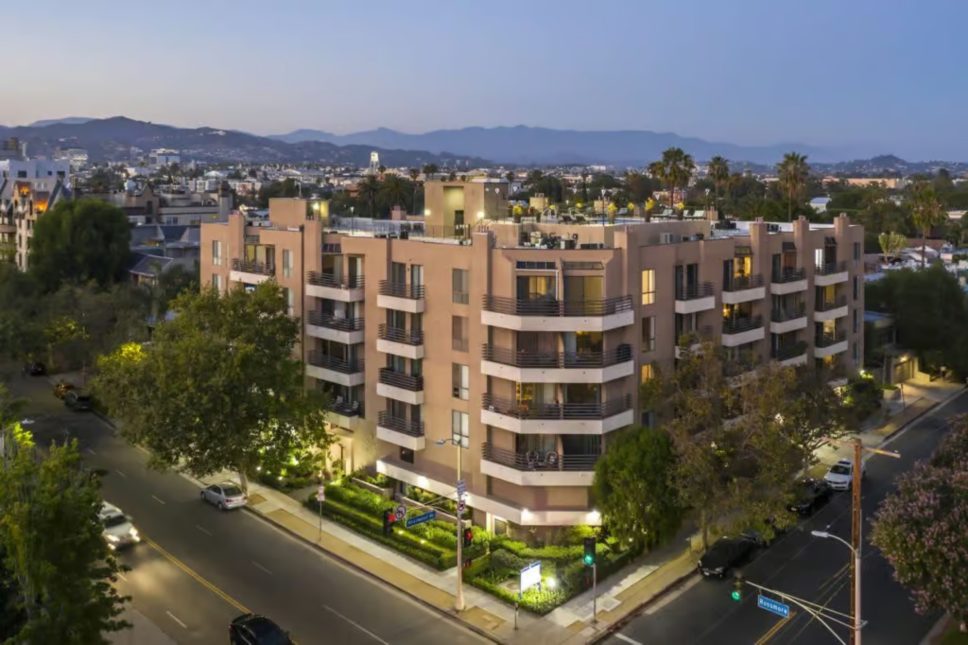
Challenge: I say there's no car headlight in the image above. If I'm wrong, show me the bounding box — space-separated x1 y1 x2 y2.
106 534 120 543
129 528 140 540
711 566 724 573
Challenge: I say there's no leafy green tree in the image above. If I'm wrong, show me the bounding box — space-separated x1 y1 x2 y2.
0 425 128 643
357 175 381 218
421 163 439 179
707 156 730 210
257 178 300 207
378 175 414 214
648 148 695 210
775 368 848 473
777 152 810 221
909 181 946 268
877 231 907 263
29 199 131 292
93 282 331 491
592 427 682 550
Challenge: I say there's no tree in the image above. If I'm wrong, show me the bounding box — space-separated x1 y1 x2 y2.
0 424 128 642
647 161 670 209
708 156 730 211
648 148 695 210
356 176 381 218
421 163 438 179
378 175 412 215
909 182 946 268
877 231 907 264
29 199 131 292
93 282 331 492
777 152 810 221
592 427 682 550
775 368 848 473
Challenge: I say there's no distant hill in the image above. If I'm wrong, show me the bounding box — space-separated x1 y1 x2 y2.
270 125 857 165
27 116 95 128
0 117 487 167
811 155 968 176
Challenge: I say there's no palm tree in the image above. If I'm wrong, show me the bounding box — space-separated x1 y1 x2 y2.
910 182 945 268
505 170 514 185
647 161 670 210
421 163 438 179
708 156 730 210
357 175 380 218
379 175 410 215
664 148 695 210
409 168 420 213
777 152 810 221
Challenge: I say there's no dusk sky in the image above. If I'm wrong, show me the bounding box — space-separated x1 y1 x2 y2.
5 0 965 159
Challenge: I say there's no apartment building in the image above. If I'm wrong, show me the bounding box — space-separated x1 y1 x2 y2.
0 174 72 269
200 182 864 535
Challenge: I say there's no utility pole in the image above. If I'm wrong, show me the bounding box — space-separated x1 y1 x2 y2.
455 441 465 612
851 438 862 645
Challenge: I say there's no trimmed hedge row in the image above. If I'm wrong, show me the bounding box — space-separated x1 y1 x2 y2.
469 575 569 615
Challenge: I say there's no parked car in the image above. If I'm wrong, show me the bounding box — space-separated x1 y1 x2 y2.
53 380 75 399
65 391 93 411
26 362 46 376
823 458 865 491
788 478 833 515
99 502 140 551
201 482 247 511
698 535 758 578
229 613 292 645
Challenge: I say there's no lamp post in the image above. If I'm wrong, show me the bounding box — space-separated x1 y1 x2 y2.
811 529 861 644
435 438 465 612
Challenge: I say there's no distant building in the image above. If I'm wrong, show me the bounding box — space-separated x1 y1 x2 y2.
809 197 831 213
0 174 72 269
149 149 180 167
0 159 69 181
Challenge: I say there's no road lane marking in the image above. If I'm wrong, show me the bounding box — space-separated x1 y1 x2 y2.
195 524 212 536
323 605 389 645
151 495 166 505
754 610 797 645
144 537 249 614
165 610 187 629
115 470 127 479
252 561 272 575
613 633 643 645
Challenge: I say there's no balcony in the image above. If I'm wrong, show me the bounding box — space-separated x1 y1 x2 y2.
327 399 363 431
376 411 425 451
480 344 634 383
377 324 425 359
230 259 275 285
481 393 633 435
823 363 850 388
814 295 848 322
721 316 765 347
481 295 633 332
724 357 760 379
722 274 765 305
306 351 365 387
480 443 599 487
674 282 715 314
771 267 807 295
815 331 849 358
306 311 364 344
814 261 849 286
377 281 425 313
772 341 808 367
306 271 365 302
377 368 424 405
770 303 808 334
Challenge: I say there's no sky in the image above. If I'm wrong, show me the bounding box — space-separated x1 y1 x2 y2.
3 0 966 159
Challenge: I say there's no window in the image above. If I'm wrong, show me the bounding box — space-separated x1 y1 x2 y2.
211 273 221 291
641 269 655 305
282 249 292 278
212 240 222 266
641 316 655 352
853 276 858 300
451 411 469 449
640 362 655 384
853 242 861 261
452 364 469 400
285 287 294 316
640 410 655 428
452 268 469 304
452 316 468 352
852 309 858 334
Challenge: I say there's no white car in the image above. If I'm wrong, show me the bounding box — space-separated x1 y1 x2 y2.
201 482 247 510
823 458 866 491
99 502 140 550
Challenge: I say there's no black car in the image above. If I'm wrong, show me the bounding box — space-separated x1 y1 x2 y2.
788 478 833 516
229 614 292 645
698 536 758 578
65 391 93 412
26 362 46 376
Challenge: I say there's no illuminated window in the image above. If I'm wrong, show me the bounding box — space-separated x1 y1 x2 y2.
212 240 222 266
641 269 655 305
640 362 655 383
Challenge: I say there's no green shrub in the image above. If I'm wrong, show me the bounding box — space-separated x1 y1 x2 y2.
469 577 568 615
324 482 393 515
490 549 527 573
493 539 610 563
463 553 491 580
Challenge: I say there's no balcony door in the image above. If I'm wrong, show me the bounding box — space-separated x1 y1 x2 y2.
390 261 406 284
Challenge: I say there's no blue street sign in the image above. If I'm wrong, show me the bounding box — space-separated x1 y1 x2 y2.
405 510 436 528
757 594 791 618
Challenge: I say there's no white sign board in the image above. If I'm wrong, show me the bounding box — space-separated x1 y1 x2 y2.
315 485 326 502
520 561 541 594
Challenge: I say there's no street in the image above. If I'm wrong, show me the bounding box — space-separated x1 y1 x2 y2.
10 374 486 645
603 390 966 645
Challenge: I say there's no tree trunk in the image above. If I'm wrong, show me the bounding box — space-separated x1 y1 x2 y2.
237 467 249 494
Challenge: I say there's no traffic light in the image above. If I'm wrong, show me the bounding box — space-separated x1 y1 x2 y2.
731 577 743 602
462 527 473 548
383 509 395 536
583 537 596 567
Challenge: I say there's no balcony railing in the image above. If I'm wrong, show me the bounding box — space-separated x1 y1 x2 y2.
723 274 764 292
675 282 714 301
379 281 425 299
481 442 601 472
772 267 806 283
815 295 848 312
482 344 632 368
772 341 808 361
482 295 633 317
232 259 275 276
815 261 848 276
771 303 806 322
307 351 364 374
815 331 848 347
306 271 365 289
482 393 631 420
377 411 424 437
378 324 423 345
722 315 764 335
330 399 362 417
724 357 759 377
378 368 424 391
307 311 364 332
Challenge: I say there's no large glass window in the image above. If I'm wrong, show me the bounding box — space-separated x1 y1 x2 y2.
451 411 469 449
641 317 655 352
212 240 222 266
452 363 469 400
516 275 556 300
282 249 292 277
641 269 655 305
452 269 469 304
452 316 468 351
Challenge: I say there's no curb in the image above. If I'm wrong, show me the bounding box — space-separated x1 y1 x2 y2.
919 613 950 645
878 386 965 445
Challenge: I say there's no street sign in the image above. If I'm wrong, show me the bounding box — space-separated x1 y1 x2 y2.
315 485 326 502
757 594 790 618
405 510 436 528
457 500 466 514
456 479 466 496
520 561 541 595
395 504 406 520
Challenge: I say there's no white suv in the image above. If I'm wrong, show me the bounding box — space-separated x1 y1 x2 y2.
99 502 141 550
824 458 866 491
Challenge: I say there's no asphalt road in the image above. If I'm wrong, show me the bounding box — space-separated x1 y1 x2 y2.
603 390 967 645
11 374 486 645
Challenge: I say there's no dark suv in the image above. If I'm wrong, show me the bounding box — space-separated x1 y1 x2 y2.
229 614 292 645
698 535 758 578
65 391 93 411
788 478 832 516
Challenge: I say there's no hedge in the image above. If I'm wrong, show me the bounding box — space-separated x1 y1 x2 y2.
469 575 569 615
491 536 610 563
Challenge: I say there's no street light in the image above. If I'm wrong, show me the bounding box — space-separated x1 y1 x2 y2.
434 437 465 612
810 529 861 643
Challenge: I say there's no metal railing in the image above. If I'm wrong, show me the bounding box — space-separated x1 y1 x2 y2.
377 411 425 437
772 341 808 361
307 351 364 374
378 324 423 345
482 295 633 317
378 281 425 299
723 274 764 292
306 271 365 289
815 331 847 347
722 315 764 335
771 303 806 322
307 311 364 332
772 267 806 283
330 399 362 417
815 261 848 276
481 393 632 420
232 259 275 276
378 368 424 391
674 282 714 301
481 344 633 368
481 443 600 471
815 295 848 312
